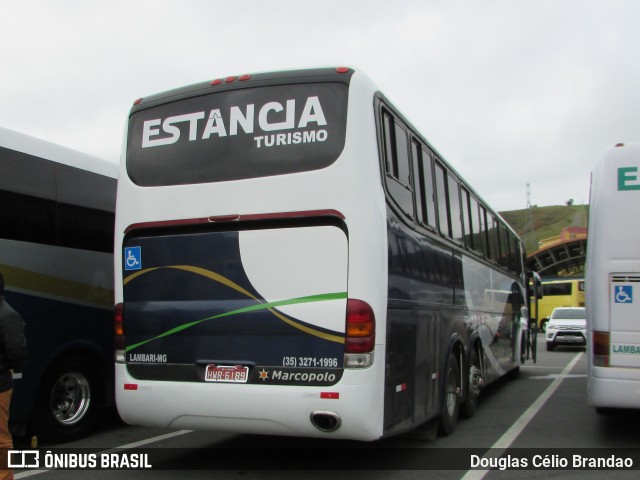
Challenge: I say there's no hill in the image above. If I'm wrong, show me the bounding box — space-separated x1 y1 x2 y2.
499 204 589 255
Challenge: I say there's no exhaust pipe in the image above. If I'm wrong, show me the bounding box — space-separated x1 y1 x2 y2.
310 410 342 432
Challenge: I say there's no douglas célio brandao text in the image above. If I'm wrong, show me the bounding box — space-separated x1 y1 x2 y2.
470 453 634 470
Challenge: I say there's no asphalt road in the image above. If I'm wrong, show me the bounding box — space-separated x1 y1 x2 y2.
12 337 640 479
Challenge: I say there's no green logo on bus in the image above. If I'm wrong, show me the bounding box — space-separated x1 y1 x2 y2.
618 167 640 191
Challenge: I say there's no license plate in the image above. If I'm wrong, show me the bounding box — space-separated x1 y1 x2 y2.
205 364 249 383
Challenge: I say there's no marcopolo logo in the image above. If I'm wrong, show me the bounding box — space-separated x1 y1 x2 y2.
141 96 328 150
257 367 342 386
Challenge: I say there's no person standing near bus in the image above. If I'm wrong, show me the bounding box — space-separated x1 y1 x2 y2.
0 272 27 480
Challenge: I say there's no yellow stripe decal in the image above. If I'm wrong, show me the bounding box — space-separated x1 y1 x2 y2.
123 265 346 345
1 263 113 307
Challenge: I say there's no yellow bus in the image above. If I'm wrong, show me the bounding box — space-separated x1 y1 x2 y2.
532 278 585 330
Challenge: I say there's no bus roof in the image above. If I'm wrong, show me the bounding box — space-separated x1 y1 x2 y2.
130 67 355 114
0 125 117 179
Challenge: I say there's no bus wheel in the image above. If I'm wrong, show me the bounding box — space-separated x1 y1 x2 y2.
32 355 103 443
438 351 461 436
461 348 482 419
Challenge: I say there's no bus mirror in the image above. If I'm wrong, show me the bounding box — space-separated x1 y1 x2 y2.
532 272 543 299
526 271 543 299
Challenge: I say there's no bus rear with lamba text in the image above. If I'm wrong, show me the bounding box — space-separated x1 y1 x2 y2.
587 141 640 410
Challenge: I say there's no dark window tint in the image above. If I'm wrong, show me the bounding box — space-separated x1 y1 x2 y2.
461 187 472 249
448 175 462 242
487 215 500 263
383 112 395 176
543 283 573 296
381 110 414 218
58 204 115 253
469 196 480 254
434 163 449 236
0 191 55 245
0 190 114 253
411 141 426 224
499 223 511 269
394 122 411 187
422 150 437 229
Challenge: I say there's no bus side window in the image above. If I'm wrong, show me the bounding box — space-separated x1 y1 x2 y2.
461 187 473 250
499 223 511 269
381 109 414 218
469 196 482 255
422 148 437 229
448 175 463 243
393 122 411 188
434 162 450 237
486 213 500 263
0 190 56 245
382 111 396 176
411 140 426 225
477 204 489 259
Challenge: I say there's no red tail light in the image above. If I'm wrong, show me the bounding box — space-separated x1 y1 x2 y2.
593 331 610 367
115 303 125 350
345 299 375 353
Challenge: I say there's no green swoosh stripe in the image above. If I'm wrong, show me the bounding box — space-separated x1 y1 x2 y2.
126 291 347 352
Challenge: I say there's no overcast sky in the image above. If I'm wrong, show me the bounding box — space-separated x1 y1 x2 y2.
2 0 638 212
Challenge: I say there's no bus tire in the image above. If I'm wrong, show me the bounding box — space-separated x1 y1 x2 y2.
31 354 103 443
461 347 481 419
438 351 461 436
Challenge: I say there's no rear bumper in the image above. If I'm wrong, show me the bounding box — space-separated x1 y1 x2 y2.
115 362 384 441
588 366 640 408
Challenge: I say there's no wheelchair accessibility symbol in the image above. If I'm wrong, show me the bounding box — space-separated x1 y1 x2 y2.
124 246 142 271
615 285 633 304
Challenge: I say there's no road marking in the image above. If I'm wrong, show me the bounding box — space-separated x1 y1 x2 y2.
460 351 584 480
529 373 586 380
522 365 565 370
14 429 193 478
104 429 194 450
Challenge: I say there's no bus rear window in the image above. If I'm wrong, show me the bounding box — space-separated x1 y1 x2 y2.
127 83 348 186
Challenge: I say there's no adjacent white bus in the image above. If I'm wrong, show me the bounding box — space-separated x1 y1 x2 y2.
0 126 117 441
587 142 640 410
115 67 533 441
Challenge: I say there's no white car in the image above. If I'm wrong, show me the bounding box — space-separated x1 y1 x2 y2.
546 307 587 351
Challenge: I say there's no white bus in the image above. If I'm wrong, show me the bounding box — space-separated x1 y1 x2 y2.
115 67 534 441
587 142 640 411
0 126 117 441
